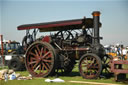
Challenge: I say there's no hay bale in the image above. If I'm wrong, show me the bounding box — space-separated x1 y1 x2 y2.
16 73 21 78
0 69 8 80
0 69 8 75
8 70 14 74
0 71 4 80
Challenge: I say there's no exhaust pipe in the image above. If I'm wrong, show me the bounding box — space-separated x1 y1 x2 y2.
92 11 101 44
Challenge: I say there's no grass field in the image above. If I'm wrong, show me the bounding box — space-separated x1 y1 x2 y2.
0 65 128 85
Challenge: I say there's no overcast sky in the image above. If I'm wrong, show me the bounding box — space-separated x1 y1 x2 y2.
0 0 128 46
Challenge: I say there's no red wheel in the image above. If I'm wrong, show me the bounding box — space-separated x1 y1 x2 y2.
25 41 56 77
79 53 102 79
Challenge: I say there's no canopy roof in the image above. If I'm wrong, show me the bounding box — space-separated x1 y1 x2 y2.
17 18 95 32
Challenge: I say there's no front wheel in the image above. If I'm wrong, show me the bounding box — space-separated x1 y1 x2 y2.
79 53 102 79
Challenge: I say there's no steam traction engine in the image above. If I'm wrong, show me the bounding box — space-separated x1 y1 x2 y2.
17 11 111 79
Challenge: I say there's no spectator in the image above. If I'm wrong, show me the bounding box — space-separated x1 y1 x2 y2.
122 48 127 60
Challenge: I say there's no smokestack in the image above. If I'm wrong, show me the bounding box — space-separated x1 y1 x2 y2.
92 11 101 44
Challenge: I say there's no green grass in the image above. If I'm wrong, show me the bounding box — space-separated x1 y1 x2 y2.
0 65 128 85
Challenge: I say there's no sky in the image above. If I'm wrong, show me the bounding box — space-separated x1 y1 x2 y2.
0 0 128 46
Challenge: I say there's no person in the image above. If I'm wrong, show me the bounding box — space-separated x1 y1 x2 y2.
125 48 128 60
115 44 121 56
122 48 127 60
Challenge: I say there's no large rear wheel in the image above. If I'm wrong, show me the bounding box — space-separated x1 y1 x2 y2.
25 41 57 77
79 53 102 79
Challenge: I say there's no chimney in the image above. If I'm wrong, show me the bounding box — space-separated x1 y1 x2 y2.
92 11 101 44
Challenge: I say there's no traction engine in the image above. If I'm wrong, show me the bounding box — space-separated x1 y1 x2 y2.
17 11 111 79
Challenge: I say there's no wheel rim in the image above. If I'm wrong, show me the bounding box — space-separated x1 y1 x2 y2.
79 54 101 79
101 55 112 77
25 42 55 77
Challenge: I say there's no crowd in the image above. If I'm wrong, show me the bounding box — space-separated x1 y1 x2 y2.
104 44 128 60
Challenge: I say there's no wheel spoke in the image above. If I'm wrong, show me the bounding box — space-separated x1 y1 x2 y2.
44 55 52 59
82 61 87 65
33 61 39 69
41 62 45 72
45 62 50 69
35 49 39 57
43 62 49 71
36 45 41 55
28 61 37 65
29 52 37 58
90 60 95 65
42 51 50 58
31 57 37 61
40 48 44 57
43 59 52 63
93 61 98 66
44 47 46 53
106 61 109 65
104 57 107 62
106 68 110 73
34 64 40 72
39 64 42 74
